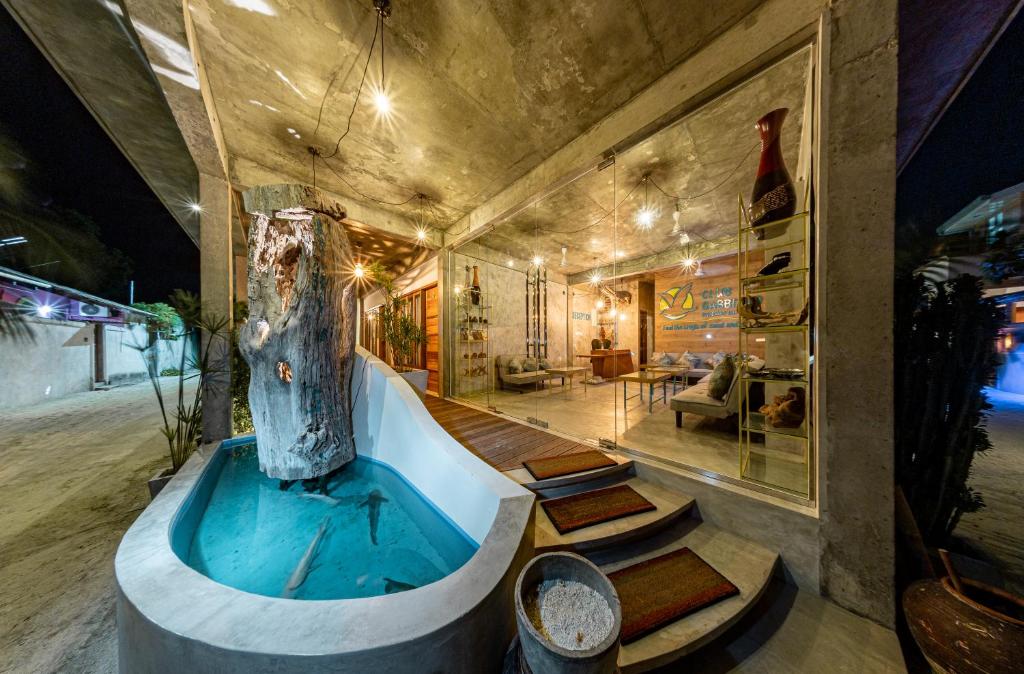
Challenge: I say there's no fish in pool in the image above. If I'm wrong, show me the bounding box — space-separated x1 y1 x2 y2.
298 493 341 506
384 577 419 594
359 489 389 545
282 516 330 598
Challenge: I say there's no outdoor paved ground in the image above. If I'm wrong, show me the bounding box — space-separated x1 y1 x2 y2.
956 387 1024 592
0 378 196 674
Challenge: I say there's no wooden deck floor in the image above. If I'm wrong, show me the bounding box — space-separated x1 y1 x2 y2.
423 396 593 472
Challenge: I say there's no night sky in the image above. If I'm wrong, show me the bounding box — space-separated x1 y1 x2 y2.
1 6 1021 302
0 8 198 304
897 9 1024 241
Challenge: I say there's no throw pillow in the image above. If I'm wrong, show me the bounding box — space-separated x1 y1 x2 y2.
681 351 702 368
659 352 675 366
507 357 522 374
539 357 553 370
651 351 665 364
522 357 538 372
707 355 735 401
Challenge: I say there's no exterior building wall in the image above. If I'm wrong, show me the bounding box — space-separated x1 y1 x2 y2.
0 318 94 409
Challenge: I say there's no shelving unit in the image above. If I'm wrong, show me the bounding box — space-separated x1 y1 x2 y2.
454 289 490 396
736 194 813 498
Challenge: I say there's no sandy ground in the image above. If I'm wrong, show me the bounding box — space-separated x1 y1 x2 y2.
0 378 197 674
956 388 1024 592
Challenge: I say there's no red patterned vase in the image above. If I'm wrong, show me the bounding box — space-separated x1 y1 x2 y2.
749 108 796 240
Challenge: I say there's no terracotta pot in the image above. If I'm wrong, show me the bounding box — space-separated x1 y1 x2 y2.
749 108 797 240
903 577 1024 674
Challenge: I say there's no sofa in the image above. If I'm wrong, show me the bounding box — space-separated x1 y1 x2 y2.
647 351 726 382
669 356 765 427
494 354 553 393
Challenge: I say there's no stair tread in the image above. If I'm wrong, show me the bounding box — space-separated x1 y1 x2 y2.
599 522 779 673
503 453 633 491
533 477 694 553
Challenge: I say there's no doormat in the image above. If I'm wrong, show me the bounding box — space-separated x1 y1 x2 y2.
523 450 617 480
607 547 739 643
540 484 655 534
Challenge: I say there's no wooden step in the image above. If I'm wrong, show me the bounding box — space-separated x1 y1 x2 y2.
502 453 634 492
588 520 779 673
533 477 694 554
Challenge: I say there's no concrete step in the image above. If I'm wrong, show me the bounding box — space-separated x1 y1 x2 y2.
502 453 634 492
533 477 695 554
587 519 779 674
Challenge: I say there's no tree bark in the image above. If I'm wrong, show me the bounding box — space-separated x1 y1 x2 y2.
239 184 357 480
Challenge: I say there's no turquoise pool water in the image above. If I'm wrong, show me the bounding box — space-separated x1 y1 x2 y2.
178 443 477 600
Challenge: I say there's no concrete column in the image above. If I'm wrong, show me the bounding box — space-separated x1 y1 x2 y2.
199 172 233 443
817 0 898 627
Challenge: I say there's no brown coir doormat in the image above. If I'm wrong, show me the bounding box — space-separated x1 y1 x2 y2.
607 547 739 643
523 450 617 480
540 484 656 534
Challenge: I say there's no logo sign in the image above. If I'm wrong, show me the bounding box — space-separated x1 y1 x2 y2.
658 283 696 320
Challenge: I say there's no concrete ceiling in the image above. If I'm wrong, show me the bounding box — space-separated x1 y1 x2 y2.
470 47 811 275
184 0 766 233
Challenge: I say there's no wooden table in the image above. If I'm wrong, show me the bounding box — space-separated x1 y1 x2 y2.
642 364 690 395
545 366 590 397
614 371 671 413
576 349 634 378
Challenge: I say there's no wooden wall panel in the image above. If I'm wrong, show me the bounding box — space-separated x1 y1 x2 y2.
653 252 764 356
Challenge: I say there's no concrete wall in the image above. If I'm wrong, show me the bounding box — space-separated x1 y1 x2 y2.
0 318 94 409
101 323 194 386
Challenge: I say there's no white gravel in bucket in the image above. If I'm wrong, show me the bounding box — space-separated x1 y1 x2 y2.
527 579 614 651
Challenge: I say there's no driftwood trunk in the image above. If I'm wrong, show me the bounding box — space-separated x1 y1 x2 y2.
240 184 358 480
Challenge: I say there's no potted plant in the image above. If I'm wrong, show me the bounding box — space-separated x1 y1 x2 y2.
367 264 428 395
134 290 229 499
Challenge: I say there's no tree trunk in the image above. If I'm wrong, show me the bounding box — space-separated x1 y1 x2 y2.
239 184 358 480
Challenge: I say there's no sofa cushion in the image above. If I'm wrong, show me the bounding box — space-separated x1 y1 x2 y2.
539 357 553 370
507 357 522 374
680 351 702 368
707 356 735 400
672 380 727 407
522 357 538 372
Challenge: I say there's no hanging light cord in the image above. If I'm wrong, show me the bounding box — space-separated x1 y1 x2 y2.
646 141 759 203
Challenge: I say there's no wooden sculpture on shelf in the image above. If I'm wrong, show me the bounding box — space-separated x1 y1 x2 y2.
759 386 806 428
239 184 358 482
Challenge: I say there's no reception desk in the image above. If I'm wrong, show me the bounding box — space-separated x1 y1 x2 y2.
578 349 635 378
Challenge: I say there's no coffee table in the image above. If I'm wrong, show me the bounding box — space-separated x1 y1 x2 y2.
614 371 671 413
545 366 590 397
645 364 690 394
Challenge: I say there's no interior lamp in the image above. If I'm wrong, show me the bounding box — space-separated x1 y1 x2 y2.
37 304 53 318
532 255 544 267
588 270 602 286
188 201 203 214
415 227 427 241
373 88 391 116
353 263 365 279
595 298 605 310
635 175 655 230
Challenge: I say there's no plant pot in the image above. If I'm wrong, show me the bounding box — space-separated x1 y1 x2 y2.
148 467 175 500
903 577 1024 674
398 368 428 397
514 552 621 674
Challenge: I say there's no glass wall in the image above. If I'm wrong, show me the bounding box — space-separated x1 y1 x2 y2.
447 46 815 499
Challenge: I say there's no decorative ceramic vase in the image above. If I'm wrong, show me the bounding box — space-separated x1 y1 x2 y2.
749 108 796 241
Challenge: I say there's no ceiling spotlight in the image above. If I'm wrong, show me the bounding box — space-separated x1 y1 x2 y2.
415 227 427 241
681 257 697 270
636 207 655 230
188 202 203 214
353 263 365 279
589 271 602 286
595 298 606 310
532 255 544 267
373 88 391 116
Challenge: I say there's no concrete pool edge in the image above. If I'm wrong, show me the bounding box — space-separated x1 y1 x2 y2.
115 349 535 673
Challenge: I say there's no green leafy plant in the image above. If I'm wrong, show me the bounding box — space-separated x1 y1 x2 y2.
230 300 253 434
134 290 229 473
367 262 425 371
132 301 182 338
159 367 182 377
895 274 1004 542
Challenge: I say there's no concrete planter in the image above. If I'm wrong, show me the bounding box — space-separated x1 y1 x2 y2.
398 368 429 397
515 552 622 674
147 467 175 500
